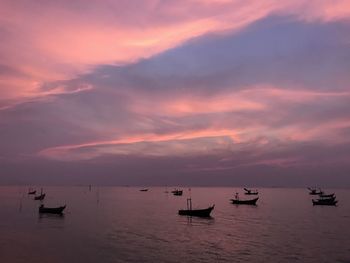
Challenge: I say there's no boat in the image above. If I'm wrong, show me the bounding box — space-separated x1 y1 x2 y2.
178 198 214 217
244 188 258 195
312 198 338 206
39 204 66 214
28 189 36 195
34 193 46 200
139 189 148 192
172 189 183 196
34 188 45 200
231 197 258 205
178 206 215 217
307 187 323 195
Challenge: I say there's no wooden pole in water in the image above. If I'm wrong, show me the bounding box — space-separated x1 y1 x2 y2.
189 188 192 210
187 198 192 211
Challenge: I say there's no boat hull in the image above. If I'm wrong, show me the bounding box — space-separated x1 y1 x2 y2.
178 206 214 217
231 197 258 205
39 205 66 214
312 200 338 206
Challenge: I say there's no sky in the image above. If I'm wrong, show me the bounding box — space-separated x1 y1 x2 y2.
1 0 350 187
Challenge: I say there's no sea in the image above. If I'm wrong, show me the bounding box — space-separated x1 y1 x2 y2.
0 186 349 263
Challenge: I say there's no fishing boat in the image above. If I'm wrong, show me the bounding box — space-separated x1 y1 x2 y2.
312 198 338 206
172 189 183 196
244 188 258 195
28 189 36 195
231 197 259 205
307 187 323 195
139 189 149 192
34 188 45 200
39 204 66 214
34 193 46 200
178 198 214 217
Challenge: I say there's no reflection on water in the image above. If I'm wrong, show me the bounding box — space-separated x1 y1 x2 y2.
38 213 65 220
0 186 349 263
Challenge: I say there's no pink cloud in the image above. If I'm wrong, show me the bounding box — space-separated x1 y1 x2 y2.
1 0 349 106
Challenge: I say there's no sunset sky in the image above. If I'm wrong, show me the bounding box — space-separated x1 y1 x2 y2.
1 0 350 186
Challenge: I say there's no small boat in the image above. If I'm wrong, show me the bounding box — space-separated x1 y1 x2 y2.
308 187 323 195
178 206 215 217
34 193 46 200
244 188 258 195
28 189 36 195
139 189 148 192
39 204 66 214
172 189 183 196
34 188 45 200
178 198 214 217
312 198 338 206
231 197 258 205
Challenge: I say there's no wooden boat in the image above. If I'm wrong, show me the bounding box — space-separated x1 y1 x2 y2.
308 187 323 195
312 199 337 206
178 198 214 217
28 190 36 195
244 188 258 195
231 197 258 205
172 189 183 196
34 193 45 200
39 204 66 214
178 206 214 217
139 189 149 192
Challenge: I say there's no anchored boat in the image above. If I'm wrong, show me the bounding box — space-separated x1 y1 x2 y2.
231 197 258 205
39 204 66 214
172 189 183 196
178 198 214 217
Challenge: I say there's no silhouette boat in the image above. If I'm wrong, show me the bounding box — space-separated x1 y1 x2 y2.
34 193 46 200
308 187 323 195
34 188 45 200
139 189 149 192
28 189 36 195
178 206 214 217
172 189 183 196
231 197 258 205
178 198 214 217
312 198 337 206
39 204 66 214
244 188 258 195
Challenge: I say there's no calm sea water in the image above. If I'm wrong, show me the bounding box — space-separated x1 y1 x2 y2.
0 186 349 263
